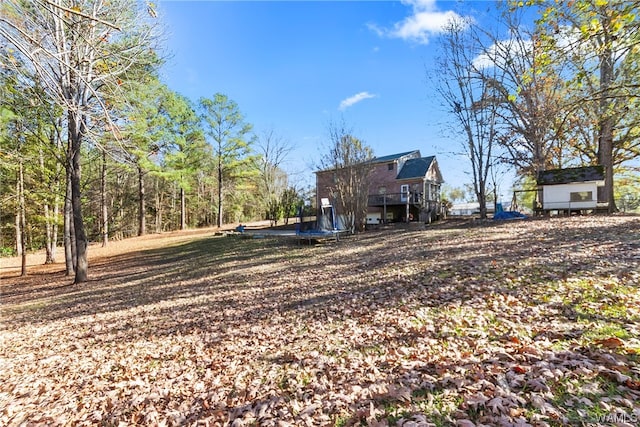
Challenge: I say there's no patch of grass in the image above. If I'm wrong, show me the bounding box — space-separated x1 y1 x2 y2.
277 372 291 392
564 279 639 318
0 246 16 257
550 375 626 424
577 302 632 321
581 322 631 343
333 414 349 427
436 271 455 279
334 413 369 427
412 388 429 399
411 389 463 426
549 338 575 352
6 300 49 314
359 344 386 356
381 402 412 425
296 370 313 387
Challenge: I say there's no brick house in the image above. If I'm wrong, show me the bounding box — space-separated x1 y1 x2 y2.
315 150 444 225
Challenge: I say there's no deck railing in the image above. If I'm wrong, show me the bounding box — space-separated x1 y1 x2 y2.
367 192 422 206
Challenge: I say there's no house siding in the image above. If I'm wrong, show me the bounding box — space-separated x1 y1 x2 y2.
542 182 599 210
315 170 335 208
369 161 402 194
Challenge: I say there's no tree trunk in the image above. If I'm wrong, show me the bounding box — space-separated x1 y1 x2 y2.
43 196 55 264
478 192 487 220
217 158 223 228
180 186 186 230
155 178 162 233
69 112 88 284
138 164 146 236
598 25 617 214
52 195 59 263
40 149 56 264
101 150 109 246
64 163 75 276
598 120 616 213
18 160 27 276
114 178 125 240
49 123 63 264
170 184 177 230
210 187 216 228
15 178 22 258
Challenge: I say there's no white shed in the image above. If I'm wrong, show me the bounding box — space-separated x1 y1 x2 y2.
537 166 606 212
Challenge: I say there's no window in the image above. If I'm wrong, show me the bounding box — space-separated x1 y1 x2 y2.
400 184 409 202
388 163 394 171
570 191 593 202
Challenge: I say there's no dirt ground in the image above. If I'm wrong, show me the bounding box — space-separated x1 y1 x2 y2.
0 221 272 276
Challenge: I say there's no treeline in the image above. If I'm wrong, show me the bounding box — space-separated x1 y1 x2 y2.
0 1 303 282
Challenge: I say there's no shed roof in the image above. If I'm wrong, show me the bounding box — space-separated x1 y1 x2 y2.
396 156 436 179
537 165 605 185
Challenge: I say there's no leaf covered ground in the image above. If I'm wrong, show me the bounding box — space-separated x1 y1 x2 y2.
1 216 639 426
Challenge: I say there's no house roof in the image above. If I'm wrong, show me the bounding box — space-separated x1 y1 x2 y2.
372 150 419 164
537 165 605 185
396 156 436 180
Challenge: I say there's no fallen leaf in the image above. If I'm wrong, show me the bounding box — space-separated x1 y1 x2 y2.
594 337 625 349
512 365 528 374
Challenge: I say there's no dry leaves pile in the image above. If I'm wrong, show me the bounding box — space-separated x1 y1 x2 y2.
1 215 639 426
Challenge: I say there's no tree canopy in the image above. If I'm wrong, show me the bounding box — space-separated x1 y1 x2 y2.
0 5 299 280
430 1 640 214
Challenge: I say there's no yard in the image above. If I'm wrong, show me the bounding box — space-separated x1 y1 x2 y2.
1 216 639 426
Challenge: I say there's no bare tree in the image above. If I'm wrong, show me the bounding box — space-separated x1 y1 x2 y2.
476 6 570 177
254 128 292 225
435 19 499 219
0 0 159 283
319 119 374 232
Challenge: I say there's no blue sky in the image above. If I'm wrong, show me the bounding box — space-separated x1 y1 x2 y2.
157 0 509 195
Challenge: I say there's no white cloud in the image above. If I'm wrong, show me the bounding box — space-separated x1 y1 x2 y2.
472 51 496 70
339 91 377 111
373 0 469 44
472 38 533 70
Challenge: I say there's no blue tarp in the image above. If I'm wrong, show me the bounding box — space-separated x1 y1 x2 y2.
493 211 528 221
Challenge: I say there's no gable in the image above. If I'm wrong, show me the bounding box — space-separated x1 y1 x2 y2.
395 156 443 183
396 156 434 179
